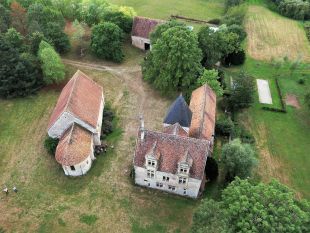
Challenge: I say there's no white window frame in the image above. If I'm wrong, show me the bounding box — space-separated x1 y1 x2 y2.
147 169 155 179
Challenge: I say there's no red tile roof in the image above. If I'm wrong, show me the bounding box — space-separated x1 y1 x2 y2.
134 130 209 180
48 70 103 130
163 123 188 137
131 16 164 39
189 84 216 141
55 124 92 166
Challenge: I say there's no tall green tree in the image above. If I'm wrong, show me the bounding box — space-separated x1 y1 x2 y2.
229 71 255 110
79 0 108 26
29 31 46 55
0 36 40 98
38 40 65 85
90 22 124 62
197 69 223 96
222 139 257 180
142 26 203 96
43 22 70 54
0 3 10 33
192 178 310 233
4 27 24 49
150 20 185 45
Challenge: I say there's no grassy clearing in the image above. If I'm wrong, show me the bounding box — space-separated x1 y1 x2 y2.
227 57 310 198
109 0 224 21
245 5 310 62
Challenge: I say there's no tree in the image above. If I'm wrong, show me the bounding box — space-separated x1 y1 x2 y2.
27 3 65 29
222 139 257 180
227 24 247 42
142 26 203 96
150 20 186 45
229 71 255 110
29 31 46 55
10 1 27 35
197 69 223 96
79 0 108 26
44 136 59 155
224 49 246 66
205 157 219 181
101 6 136 33
0 36 41 98
215 116 234 136
190 199 228 233
305 92 310 110
43 22 70 54
0 3 10 33
4 28 24 49
192 178 310 233
90 22 124 62
38 41 65 85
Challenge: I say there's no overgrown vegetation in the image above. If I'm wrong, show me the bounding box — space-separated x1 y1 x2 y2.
44 136 59 155
270 0 310 20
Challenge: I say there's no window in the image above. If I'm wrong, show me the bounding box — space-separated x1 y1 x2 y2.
179 177 187 184
147 170 155 179
168 185 176 191
70 165 75 171
148 160 156 167
183 189 187 195
162 176 169 182
156 182 163 188
180 168 188 173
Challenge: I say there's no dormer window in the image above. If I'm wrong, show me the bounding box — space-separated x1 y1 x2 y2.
180 168 188 173
148 159 156 167
179 177 187 184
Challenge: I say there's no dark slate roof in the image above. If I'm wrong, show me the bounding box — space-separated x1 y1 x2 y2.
163 95 192 128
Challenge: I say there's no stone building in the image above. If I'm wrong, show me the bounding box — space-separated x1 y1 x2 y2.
133 84 216 198
47 70 104 176
131 16 164 50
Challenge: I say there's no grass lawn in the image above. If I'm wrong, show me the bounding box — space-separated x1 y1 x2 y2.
245 4 310 62
227 58 310 199
109 0 225 21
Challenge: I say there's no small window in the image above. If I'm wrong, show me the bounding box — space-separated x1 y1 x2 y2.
156 182 163 188
183 190 187 195
163 176 169 182
70 166 75 171
148 183 150 187
168 185 176 191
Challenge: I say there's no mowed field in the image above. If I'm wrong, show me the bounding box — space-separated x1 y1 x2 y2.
109 0 224 20
246 5 310 62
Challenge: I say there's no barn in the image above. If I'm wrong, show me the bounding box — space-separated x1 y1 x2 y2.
131 16 164 50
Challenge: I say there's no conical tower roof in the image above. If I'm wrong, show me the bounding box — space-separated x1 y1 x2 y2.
163 95 192 128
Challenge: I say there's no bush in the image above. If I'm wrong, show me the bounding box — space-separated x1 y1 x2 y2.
277 0 310 20
207 18 221 25
215 116 234 136
227 24 247 42
29 31 46 55
222 5 246 26
44 136 59 155
232 125 255 144
205 157 219 181
91 22 124 62
223 49 246 66
298 78 305 85
101 106 115 139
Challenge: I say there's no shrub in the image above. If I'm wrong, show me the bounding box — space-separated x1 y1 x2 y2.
222 5 247 26
215 116 234 136
305 22 310 41
44 136 59 155
207 18 221 25
298 78 305 85
91 22 124 62
232 125 255 144
277 0 310 20
101 107 115 139
29 31 46 55
205 157 219 181
4 28 24 50
222 139 257 180
223 49 246 66
38 41 65 85
227 24 247 42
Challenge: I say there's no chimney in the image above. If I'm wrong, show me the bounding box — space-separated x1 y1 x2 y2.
139 115 145 141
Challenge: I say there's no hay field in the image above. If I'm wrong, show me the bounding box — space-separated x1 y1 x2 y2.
246 6 310 62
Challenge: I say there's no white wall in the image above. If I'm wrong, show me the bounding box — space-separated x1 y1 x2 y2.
48 112 96 139
134 166 202 198
131 36 150 50
62 145 94 176
93 95 105 145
